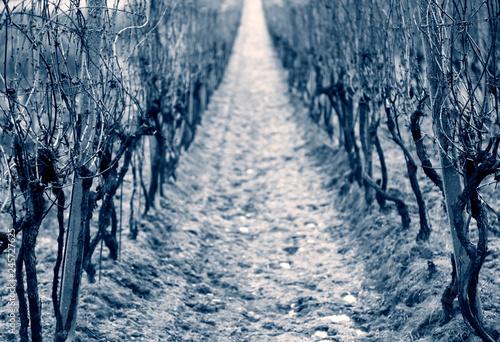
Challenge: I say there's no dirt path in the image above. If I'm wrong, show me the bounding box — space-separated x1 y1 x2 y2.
150 0 368 340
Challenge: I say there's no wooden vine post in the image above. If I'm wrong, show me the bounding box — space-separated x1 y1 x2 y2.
57 0 104 340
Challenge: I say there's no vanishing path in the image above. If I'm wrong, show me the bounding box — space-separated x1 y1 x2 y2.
159 0 367 340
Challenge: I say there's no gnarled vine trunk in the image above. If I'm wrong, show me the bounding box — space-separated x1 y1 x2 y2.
418 1 495 340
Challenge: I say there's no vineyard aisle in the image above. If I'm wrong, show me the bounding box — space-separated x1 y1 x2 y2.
77 0 372 340
136 0 370 340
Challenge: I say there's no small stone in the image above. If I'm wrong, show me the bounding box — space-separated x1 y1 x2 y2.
342 294 356 304
279 262 291 269
314 331 328 338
